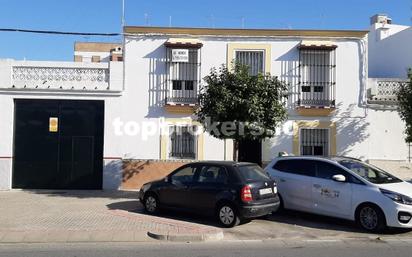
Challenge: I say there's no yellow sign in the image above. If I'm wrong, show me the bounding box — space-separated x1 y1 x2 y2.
49 117 58 132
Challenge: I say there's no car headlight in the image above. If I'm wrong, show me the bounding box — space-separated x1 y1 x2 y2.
380 189 412 205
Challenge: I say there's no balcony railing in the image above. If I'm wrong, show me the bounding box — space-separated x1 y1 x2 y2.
297 82 336 108
0 60 123 93
367 78 409 106
165 80 199 105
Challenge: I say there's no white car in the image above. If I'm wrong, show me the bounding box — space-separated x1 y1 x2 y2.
265 156 412 232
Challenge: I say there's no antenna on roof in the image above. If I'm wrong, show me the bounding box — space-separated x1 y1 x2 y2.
169 16 172 27
144 13 150 26
209 14 215 28
121 0 125 29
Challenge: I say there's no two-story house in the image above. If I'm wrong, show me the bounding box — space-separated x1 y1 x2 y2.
120 26 370 188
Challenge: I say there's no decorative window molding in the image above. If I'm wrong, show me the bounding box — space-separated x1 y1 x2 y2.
165 41 201 106
160 119 204 160
292 121 336 156
227 43 271 74
298 45 336 108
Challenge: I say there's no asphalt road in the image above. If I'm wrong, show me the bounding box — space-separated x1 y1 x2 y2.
0 240 411 257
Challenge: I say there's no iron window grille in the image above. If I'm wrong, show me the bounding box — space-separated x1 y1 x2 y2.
235 50 264 75
300 128 329 156
298 48 336 107
165 48 201 105
169 125 197 159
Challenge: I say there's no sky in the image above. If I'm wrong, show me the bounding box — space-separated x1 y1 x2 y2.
0 0 411 61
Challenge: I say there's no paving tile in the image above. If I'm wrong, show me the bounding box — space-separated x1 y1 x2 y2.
0 232 27 243
22 231 50 243
44 231 69 243
89 231 115 242
66 231 92 242
112 230 136 242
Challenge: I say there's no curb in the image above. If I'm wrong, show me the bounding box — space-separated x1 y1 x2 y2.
147 231 224 242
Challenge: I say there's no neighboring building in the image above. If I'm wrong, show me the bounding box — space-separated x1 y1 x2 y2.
0 42 124 190
74 42 122 63
366 14 412 169
368 14 412 78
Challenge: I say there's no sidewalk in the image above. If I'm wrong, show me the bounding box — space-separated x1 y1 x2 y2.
0 190 223 243
1 190 412 244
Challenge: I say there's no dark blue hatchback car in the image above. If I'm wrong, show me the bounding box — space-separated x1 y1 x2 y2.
139 161 280 227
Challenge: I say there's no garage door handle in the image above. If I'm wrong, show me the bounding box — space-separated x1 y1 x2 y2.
313 184 321 189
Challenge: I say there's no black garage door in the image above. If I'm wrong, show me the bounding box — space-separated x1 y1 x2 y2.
12 99 104 189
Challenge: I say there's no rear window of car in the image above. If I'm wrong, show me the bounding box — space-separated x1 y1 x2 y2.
273 159 316 177
237 165 270 181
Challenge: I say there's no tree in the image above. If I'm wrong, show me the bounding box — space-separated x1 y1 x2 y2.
397 70 412 143
197 63 288 164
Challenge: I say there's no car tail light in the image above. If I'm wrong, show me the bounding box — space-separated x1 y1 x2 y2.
241 185 253 202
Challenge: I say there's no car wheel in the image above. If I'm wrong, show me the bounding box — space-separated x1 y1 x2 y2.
217 203 240 228
143 194 159 214
356 204 386 232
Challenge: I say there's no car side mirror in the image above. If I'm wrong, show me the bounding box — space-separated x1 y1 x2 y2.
332 174 346 183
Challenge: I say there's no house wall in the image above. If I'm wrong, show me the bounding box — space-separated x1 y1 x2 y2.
369 23 412 78
125 34 409 168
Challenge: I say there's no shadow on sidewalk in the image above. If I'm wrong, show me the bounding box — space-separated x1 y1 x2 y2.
18 190 138 200
106 200 220 227
267 209 412 236
106 200 412 236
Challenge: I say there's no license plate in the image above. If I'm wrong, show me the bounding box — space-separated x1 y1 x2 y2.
259 188 273 195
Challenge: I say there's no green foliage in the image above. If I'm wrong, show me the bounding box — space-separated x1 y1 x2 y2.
397 70 412 143
197 63 288 141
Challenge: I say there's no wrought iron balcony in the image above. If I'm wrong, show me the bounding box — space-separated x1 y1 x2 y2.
367 78 408 106
165 80 199 105
296 82 336 108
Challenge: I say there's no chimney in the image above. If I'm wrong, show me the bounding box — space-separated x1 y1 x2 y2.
110 46 123 62
370 14 392 25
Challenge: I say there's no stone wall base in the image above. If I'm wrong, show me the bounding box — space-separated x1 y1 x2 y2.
121 160 190 190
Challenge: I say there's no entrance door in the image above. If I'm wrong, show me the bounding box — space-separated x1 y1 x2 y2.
238 139 262 166
13 99 104 189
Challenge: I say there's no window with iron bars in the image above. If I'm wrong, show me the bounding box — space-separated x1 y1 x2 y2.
298 48 336 107
300 128 329 156
235 50 264 75
166 48 201 104
169 126 197 159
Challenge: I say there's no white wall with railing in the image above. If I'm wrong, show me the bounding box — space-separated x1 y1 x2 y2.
0 60 123 93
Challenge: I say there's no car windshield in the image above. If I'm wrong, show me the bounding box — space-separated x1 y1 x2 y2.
237 164 270 181
338 160 402 184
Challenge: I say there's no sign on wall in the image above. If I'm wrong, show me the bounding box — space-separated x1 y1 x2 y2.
172 49 189 62
49 117 58 132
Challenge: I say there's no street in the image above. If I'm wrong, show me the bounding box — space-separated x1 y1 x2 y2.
0 240 411 257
